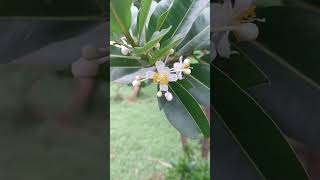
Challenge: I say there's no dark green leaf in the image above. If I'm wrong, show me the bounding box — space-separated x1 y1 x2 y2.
214 44 269 89
146 0 173 41
256 6 320 88
190 64 210 88
160 82 210 138
110 55 142 67
137 0 153 38
186 63 210 107
161 0 209 43
213 65 309 180
176 7 210 56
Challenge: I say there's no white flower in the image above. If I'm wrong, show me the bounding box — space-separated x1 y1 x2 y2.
155 42 160 49
164 92 173 101
169 49 175 55
146 61 178 92
173 56 192 80
121 46 130 55
212 0 265 58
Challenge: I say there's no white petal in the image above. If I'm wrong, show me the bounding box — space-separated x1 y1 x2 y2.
179 56 183 63
169 74 178 82
233 0 253 17
216 31 232 58
146 71 155 79
177 72 183 80
155 61 165 73
211 0 233 29
173 62 183 71
211 41 217 60
160 84 168 92
234 23 259 41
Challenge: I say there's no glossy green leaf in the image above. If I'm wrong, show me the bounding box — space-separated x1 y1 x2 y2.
159 81 210 138
133 26 171 55
130 4 139 37
238 42 320 149
110 0 132 34
149 34 184 64
177 79 193 89
186 64 210 107
214 44 269 89
110 55 142 67
161 0 209 43
190 64 210 88
157 9 170 31
256 6 320 88
213 65 309 180
146 0 173 41
176 7 210 56
137 0 153 38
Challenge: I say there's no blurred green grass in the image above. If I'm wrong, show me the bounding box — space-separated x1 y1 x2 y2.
110 83 201 180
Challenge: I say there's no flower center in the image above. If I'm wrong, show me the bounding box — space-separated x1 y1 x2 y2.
183 64 190 69
234 5 257 23
153 73 169 85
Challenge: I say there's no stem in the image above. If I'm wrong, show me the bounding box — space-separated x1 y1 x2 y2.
124 33 138 47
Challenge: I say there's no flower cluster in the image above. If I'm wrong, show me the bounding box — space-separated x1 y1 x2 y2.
132 56 192 101
212 0 265 59
111 33 193 101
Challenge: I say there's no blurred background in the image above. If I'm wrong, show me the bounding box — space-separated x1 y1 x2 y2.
110 83 208 180
0 20 108 179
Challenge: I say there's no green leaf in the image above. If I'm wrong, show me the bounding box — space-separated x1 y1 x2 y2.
0 0 104 17
137 0 153 38
177 79 193 89
190 64 210 88
130 4 139 37
176 7 210 56
146 0 173 41
133 26 171 55
213 65 309 180
186 64 210 107
256 6 320 88
161 0 209 43
110 55 142 67
110 0 132 34
157 9 171 31
160 82 210 138
214 44 269 89
149 34 184 64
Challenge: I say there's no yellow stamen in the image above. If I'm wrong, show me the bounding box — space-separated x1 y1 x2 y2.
152 73 169 85
234 5 257 22
183 64 190 69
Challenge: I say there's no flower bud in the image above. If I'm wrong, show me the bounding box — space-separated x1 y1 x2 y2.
121 46 130 55
156 91 162 97
165 92 173 101
169 49 175 55
183 58 190 64
183 69 191 75
132 80 141 86
234 23 259 41
155 42 160 49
